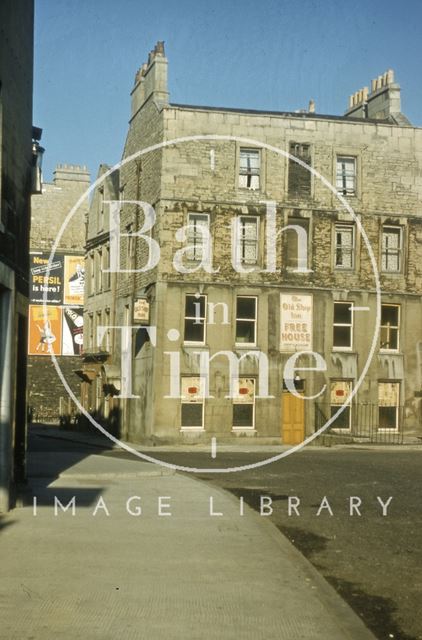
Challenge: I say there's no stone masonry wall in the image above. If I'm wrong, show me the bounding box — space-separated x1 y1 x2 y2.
28 163 90 421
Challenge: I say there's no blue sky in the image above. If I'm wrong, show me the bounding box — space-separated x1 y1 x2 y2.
34 0 422 182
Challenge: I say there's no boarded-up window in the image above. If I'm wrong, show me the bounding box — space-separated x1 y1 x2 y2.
233 378 255 428
330 380 352 429
237 217 259 265
335 224 354 269
382 226 402 273
239 149 260 190
181 377 204 428
285 217 309 270
378 382 399 430
288 143 311 197
380 305 400 351
186 213 209 261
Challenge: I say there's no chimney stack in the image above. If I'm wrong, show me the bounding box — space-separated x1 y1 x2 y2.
345 69 401 121
131 41 169 118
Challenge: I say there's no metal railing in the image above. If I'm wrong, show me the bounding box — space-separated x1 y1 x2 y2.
315 403 404 444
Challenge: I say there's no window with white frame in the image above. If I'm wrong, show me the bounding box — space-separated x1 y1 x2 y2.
186 213 209 261
181 377 204 429
330 380 352 430
378 382 400 430
237 216 259 265
382 226 402 273
232 378 255 429
235 296 257 345
335 224 355 269
239 149 260 190
380 304 400 351
333 302 353 349
336 157 356 196
184 294 206 343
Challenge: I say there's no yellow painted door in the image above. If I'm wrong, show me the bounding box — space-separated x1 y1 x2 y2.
282 392 305 444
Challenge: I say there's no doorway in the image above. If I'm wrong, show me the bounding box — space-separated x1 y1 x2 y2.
282 391 305 444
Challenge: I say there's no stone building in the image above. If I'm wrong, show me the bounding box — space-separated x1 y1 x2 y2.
83 42 422 445
80 165 121 434
28 164 90 422
0 0 36 511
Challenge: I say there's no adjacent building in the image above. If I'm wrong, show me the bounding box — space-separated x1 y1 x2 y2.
28 164 90 422
0 1 36 511
80 164 120 434
82 42 422 445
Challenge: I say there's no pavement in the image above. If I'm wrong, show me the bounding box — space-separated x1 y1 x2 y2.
28 423 422 454
0 427 377 639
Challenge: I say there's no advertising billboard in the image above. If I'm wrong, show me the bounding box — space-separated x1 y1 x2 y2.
29 253 64 304
28 305 63 356
63 255 85 306
62 307 84 355
280 293 313 352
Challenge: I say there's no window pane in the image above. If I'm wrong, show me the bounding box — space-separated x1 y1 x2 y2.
184 318 205 342
181 404 203 427
237 297 256 319
330 406 350 429
381 305 399 326
233 404 254 427
240 150 260 172
380 326 398 350
379 406 397 430
333 326 351 347
239 150 260 189
185 295 206 318
236 320 255 344
334 303 352 324
336 157 356 194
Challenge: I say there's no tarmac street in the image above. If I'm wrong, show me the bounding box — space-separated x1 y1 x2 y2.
0 427 376 640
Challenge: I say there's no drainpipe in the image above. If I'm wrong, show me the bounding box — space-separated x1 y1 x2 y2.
0 288 13 512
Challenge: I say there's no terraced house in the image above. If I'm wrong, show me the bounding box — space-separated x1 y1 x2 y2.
82 42 422 445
